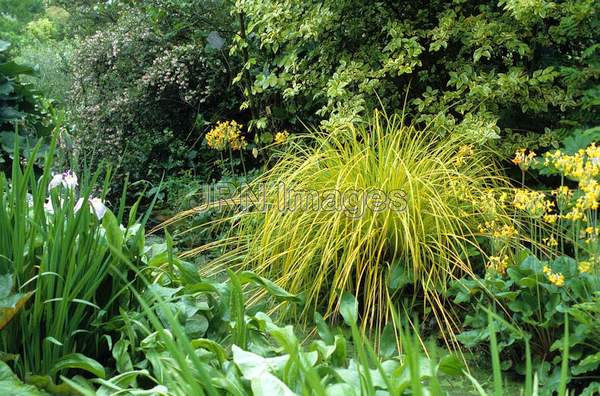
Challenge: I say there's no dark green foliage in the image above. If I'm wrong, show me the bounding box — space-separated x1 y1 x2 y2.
0 41 51 166
67 2 239 192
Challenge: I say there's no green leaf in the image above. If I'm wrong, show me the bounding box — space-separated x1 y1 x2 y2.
112 339 133 374
185 314 209 339
0 62 34 76
50 353 106 379
340 293 358 325
0 82 13 96
238 271 304 305
102 211 123 250
379 323 398 359
326 383 357 396
250 371 295 396
573 351 600 375
314 312 333 344
0 361 47 395
0 274 12 299
437 354 465 376
190 339 228 364
388 261 412 290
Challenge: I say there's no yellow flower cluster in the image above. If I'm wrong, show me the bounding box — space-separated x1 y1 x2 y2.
488 255 509 275
542 235 558 248
579 261 592 273
578 178 600 210
558 179 599 222
543 266 565 287
206 120 247 151
512 189 553 217
543 214 558 224
479 221 518 239
274 130 290 145
553 186 572 211
454 144 474 166
512 149 536 171
544 144 600 181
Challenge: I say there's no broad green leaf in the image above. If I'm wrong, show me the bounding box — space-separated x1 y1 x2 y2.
437 354 465 376
340 293 358 325
0 361 47 395
379 323 398 358
0 274 12 299
250 371 295 396
0 62 33 76
102 211 123 250
326 383 357 396
314 312 333 344
184 314 209 338
238 271 304 305
573 351 600 375
191 339 228 364
112 339 133 374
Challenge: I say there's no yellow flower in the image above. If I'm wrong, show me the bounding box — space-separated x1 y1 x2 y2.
542 235 558 248
543 214 558 224
512 189 548 217
206 120 246 151
274 130 290 145
479 221 518 239
512 149 536 171
545 144 600 181
543 265 552 275
562 207 585 222
555 186 571 197
548 272 565 287
488 255 509 275
579 261 592 273
543 265 565 286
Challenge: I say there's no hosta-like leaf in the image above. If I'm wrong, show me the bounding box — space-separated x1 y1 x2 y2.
0 361 47 395
340 293 358 325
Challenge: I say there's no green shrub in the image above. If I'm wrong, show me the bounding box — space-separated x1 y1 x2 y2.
67 4 238 192
0 41 52 167
232 0 599 151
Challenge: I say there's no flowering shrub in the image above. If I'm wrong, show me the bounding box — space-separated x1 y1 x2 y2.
67 8 237 190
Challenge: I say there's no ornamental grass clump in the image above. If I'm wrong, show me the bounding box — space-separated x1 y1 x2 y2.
177 112 515 339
